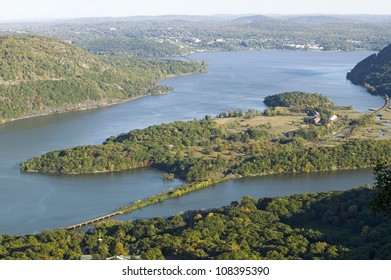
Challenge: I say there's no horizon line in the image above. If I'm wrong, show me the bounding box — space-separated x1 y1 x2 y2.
2 13 391 24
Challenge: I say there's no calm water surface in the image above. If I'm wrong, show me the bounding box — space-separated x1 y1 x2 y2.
0 51 384 235
117 169 375 222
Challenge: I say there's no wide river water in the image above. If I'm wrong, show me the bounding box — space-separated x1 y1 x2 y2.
0 51 385 235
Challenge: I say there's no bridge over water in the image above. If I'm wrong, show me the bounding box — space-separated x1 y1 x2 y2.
64 211 123 230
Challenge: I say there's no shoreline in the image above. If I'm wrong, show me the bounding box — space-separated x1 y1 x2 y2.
0 71 205 126
0 94 150 125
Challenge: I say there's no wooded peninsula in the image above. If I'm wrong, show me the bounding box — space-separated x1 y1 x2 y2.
20 92 391 180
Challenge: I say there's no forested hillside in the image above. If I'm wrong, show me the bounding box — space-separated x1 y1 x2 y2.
0 35 206 123
347 43 391 97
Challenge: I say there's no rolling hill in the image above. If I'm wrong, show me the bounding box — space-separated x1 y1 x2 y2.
0 35 205 123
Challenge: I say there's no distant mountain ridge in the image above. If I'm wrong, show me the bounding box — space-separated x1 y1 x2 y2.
281 15 391 24
3 14 391 56
0 35 205 123
347 43 391 97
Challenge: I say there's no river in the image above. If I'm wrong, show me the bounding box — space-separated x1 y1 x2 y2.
0 50 384 235
116 169 375 222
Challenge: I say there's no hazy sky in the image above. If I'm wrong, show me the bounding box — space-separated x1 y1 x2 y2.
1 0 391 21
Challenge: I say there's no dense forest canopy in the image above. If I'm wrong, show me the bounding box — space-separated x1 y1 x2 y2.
80 38 189 57
0 35 206 122
263 91 335 113
370 161 391 217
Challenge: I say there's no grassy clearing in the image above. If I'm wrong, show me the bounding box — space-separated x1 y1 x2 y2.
215 114 306 136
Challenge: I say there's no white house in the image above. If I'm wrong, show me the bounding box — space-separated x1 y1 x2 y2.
329 115 338 122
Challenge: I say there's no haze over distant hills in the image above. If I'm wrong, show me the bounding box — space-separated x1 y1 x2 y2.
2 14 391 24
276 14 391 24
1 14 391 56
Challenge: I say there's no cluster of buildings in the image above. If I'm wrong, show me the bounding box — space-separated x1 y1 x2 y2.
313 111 337 125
